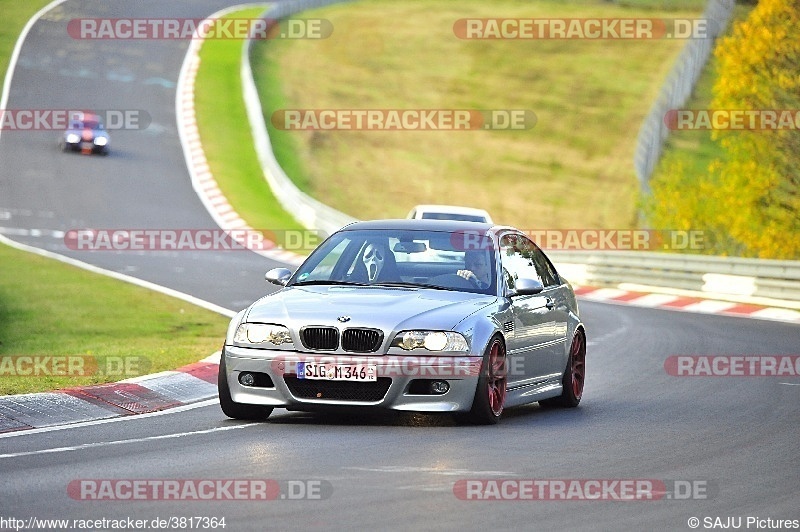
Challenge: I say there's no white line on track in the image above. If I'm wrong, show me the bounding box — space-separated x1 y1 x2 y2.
0 233 236 318
0 420 258 459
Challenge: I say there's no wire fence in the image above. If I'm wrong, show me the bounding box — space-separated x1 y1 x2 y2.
633 0 735 191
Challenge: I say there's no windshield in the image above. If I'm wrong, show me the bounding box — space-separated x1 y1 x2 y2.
290 228 497 295
420 212 487 222
70 119 104 130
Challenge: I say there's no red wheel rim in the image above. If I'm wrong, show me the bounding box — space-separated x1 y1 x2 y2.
570 332 586 400
487 340 507 417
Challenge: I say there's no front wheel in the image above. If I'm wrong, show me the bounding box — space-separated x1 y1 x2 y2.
539 329 586 408
461 336 507 425
218 353 273 420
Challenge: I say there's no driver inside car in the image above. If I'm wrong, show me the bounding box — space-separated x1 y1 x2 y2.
457 250 492 289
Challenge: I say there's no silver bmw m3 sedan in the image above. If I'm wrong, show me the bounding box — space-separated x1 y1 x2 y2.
219 219 586 425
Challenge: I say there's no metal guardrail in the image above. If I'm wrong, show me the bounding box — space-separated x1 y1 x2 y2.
549 251 800 303
241 0 357 236
634 0 734 190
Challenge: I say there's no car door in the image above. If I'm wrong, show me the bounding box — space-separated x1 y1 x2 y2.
528 241 570 375
500 233 566 388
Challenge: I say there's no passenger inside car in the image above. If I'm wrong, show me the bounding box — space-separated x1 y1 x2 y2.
351 240 399 283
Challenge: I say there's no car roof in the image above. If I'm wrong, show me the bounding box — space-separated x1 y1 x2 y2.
411 204 490 215
340 218 496 233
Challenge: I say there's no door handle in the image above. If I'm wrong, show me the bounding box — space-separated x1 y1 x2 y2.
545 297 555 310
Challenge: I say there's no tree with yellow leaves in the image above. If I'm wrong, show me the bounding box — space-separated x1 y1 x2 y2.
645 0 800 259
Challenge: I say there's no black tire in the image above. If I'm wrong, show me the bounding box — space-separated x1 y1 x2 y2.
539 329 586 408
460 335 507 425
218 353 273 420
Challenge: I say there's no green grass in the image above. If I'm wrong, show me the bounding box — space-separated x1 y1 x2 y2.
0 0 53 76
0 238 230 396
0 0 229 395
193 8 307 244
250 0 706 230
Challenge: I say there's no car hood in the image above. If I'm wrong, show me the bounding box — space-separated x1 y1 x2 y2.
244 285 496 333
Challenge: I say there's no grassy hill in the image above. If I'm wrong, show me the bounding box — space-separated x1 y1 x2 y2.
251 0 707 230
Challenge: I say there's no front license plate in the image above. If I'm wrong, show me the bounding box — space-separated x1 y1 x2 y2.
296 362 377 382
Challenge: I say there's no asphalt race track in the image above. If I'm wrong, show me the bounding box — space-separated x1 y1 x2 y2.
1 2 799 531
0 0 286 311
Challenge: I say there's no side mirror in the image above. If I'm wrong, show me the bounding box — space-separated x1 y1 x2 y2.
507 277 544 297
265 268 293 286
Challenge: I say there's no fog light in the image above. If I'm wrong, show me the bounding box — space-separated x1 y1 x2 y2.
430 380 449 394
239 372 255 387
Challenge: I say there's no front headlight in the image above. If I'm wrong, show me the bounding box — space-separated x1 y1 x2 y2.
66 133 80 143
93 136 108 146
233 323 293 346
390 331 468 352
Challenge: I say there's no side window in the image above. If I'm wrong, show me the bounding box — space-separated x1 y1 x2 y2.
531 245 560 287
500 234 560 289
499 234 540 289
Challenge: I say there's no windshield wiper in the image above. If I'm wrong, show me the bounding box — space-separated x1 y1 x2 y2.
292 280 368 287
371 282 457 291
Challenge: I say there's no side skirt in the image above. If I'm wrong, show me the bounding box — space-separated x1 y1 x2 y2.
505 377 563 408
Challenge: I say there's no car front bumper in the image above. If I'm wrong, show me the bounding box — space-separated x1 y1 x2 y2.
223 346 484 413
64 140 107 153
